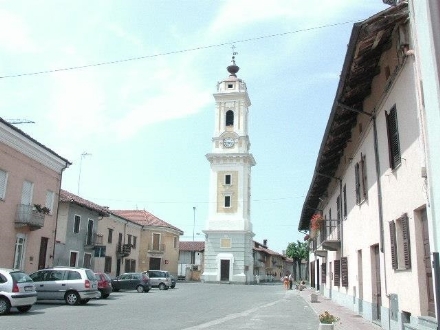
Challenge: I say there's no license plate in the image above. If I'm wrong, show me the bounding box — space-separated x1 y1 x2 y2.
24 286 33 292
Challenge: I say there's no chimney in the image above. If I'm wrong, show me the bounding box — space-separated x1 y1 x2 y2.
263 239 267 247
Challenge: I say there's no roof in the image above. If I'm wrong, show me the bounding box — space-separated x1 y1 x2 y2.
298 3 408 231
112 209 184 234
59 190 110 216
0 117 71 167
179 241 205 251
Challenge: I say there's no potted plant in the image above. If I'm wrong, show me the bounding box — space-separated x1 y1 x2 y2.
309 213 324 238
318 310 339 330
34 204 51 215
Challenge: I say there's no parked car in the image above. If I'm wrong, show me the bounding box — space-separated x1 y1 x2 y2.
29 267 99 305
111 273 151 293
0 268 37 315
95 272 112 299
143 270 172 290
170 275 176 289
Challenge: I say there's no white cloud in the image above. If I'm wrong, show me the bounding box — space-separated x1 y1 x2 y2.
0 9 37 52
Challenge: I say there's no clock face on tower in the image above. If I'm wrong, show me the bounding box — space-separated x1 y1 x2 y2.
223 137 235 148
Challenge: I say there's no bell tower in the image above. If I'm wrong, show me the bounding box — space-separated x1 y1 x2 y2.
202 53 255 284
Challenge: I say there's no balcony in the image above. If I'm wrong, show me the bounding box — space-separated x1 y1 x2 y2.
15 204 46 230
116 243 132 258
314 219 341 252
148 243 165 253
85 233 104 247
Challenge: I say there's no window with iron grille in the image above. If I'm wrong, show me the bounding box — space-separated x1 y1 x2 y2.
389 213 411 270
355 153 368 204
386 105 401 170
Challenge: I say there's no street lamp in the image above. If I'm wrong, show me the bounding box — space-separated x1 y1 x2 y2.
192 206 196 241
77 152 91 195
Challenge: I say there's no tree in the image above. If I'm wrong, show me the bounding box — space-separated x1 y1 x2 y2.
286 240 309 281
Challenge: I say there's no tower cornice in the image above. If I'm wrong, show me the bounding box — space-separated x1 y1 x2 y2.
206 153 256 166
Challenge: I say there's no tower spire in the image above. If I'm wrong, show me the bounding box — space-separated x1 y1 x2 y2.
227 45 239 77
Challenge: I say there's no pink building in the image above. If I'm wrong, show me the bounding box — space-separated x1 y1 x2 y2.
0 118 70 273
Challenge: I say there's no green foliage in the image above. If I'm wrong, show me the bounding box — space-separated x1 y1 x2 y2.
285 240 309 260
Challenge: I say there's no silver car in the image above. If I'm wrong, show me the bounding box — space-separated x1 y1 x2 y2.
144 270 172 290
29 267 98 305
0 268 37 315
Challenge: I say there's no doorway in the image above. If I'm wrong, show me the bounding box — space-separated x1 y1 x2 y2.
371 245 382 322
220 260 230 281
422 209 435 317
38 237 48 269
149 257 161 270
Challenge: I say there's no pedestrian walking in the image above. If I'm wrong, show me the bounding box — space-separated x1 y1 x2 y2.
288 273 293 290
283 275 289 290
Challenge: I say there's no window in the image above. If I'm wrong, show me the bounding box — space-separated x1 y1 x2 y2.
21 180 33 205
127 234 132 246
227 83 234 89
70 251 78 267
225 174 231 185
336 195 341 221
0 169 8 200
220 238 231 248
343 184 347 218
124 259 136 272
118 233 123 244
226 110 234 126
386 105 401 169
73 215 81 233
108 228 113 243
86 219 94 245
355 153 368 204
390 213 411 270
83 253 92 268
14 234 26 270
224 196 231 208
173 236 177 249
152 233 160 250
45 190 55 214
133 236 137 249
104 256 112 273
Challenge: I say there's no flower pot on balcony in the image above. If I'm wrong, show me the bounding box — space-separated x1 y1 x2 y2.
310 228 317 239
318 323 334 330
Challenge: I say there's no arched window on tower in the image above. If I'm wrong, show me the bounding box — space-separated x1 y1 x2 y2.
226 110 234 126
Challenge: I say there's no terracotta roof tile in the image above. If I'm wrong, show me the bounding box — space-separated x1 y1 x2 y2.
112 209 183 234
179 241 205 251
59 190 110 216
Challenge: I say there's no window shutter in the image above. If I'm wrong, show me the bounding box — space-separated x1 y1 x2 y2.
341 257 348 287
386 106 401 169
355 163 360 204
0 170 7 199
401 213 411 269
389 221 398 269
361 153 368 200
334 260 341 286
321 263 326 284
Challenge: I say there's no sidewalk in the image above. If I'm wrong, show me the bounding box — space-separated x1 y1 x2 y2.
293 287 382 330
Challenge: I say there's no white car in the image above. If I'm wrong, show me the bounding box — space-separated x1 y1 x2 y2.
0 268 37 315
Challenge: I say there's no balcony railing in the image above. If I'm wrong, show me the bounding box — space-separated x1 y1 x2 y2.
116 243 132 258
15 204 45 230
85 233 104 247
148 243 165 253
314 219 341 252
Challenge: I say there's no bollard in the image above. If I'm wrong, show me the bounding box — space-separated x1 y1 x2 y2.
311 293 318 303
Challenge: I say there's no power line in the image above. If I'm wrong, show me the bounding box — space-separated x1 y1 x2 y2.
0 20 357 79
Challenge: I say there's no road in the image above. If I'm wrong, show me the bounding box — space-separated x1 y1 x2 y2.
2 282 319 330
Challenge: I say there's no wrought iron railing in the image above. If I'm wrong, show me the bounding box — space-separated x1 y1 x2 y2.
15 204 45 229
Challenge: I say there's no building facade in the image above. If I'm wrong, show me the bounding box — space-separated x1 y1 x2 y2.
202 56 255 284
0 118 70 273
299 3 435 330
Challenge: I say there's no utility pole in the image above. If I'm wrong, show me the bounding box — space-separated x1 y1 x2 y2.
192 207 196 241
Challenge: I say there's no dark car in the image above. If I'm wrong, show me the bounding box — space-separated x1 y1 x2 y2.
111 273 151 293
95 272 112 299
170 275 176 289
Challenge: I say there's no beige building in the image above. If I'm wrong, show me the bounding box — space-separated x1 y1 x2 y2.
0 118 70 273
112 210 183 277
299 3 435 330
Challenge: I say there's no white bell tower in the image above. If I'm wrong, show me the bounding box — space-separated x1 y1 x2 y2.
202 53 255 284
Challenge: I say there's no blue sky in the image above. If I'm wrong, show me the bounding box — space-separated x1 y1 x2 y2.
0 1 389 253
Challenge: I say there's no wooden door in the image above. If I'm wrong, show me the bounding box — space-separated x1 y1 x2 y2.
220 260 230 281
422 209 435 317
372 245 381 322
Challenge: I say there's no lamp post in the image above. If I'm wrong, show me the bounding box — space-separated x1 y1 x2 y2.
77 152 91 195
192 206 196 241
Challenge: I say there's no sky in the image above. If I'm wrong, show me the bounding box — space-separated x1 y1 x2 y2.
0 0 390 254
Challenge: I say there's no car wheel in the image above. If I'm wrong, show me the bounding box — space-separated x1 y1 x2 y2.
112 288 120 292
80 299 90 305
158 283 166 290
136 285 145 293
102 294 110 299
144 288 150 293
65 291 80 305
0 297 11 315
17 305 32 313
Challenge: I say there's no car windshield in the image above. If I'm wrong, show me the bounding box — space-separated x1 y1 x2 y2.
10 271 33 283
85 269 97 280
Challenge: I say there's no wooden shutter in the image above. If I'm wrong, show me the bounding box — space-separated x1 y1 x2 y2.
321 263 326 284
386 106 401 169
341 257 348 287
401 214 411 269
334 260 341 286
360 153 368 200
389 221 398 269
355 163 360 204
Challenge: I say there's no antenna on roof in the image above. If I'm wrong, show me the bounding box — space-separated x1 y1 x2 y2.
6 119 35 125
